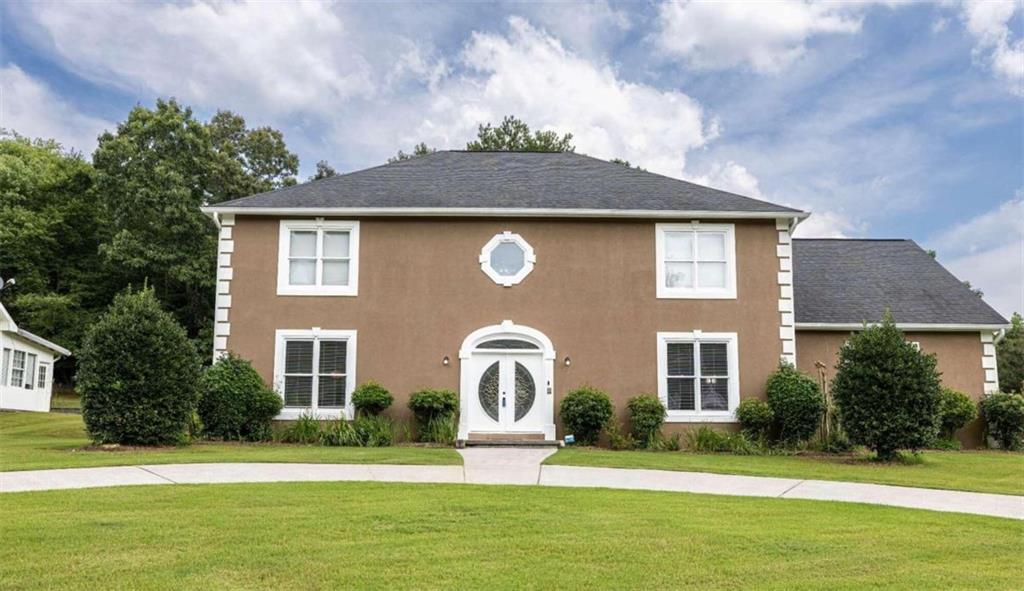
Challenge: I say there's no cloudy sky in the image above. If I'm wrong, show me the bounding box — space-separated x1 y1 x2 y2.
2 1 1021 317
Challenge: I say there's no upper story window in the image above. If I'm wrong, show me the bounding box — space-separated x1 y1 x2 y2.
655 223 736 299
479 231 536 286
277 220 360 296
657 331 740 422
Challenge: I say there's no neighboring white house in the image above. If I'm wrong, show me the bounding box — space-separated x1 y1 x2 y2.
0 303 71 412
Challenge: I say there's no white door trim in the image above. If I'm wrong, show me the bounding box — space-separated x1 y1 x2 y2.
458 320 556 441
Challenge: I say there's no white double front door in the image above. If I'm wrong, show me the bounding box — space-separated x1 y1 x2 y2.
467 350 546 433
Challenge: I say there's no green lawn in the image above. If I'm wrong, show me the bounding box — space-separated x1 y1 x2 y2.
2 482 1019 590
49 392 81 410
0 412 461 472
546 448 1024 496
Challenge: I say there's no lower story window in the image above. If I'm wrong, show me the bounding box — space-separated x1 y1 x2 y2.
37 363 48 390
10 350 25 388
658 332 739 421
275 329 356 418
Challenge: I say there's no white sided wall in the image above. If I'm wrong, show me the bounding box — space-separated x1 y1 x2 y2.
0 331 57 412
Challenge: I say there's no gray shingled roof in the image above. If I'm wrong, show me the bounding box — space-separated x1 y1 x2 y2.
213 151 802 214
793 239 1007 326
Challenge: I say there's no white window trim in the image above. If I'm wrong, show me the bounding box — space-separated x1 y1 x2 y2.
277 219 360 296
657 331 740 423
655 223 737 299
10 350 25 388
37 362 49 389
479 231 536 287
24 352 36 390
273 329 357 420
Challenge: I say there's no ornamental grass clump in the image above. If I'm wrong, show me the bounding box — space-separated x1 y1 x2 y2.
408 389 458 443
832 314 941 461
78 288 200 445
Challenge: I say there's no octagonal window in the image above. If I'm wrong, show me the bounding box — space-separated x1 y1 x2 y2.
479 232 536 286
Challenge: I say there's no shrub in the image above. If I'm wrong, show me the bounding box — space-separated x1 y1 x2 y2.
766 362 824 445
280 412 322 444
198 353 282 441
351 381 393 417
979 392 1024 450
78 288 200 445
321 419 362 447
408 389 459 435
832 314 941 461
626 394 665 447
604 421 637 451
935 387 977 442
736 399 773 441
997 313 1023 393
559 386 614 445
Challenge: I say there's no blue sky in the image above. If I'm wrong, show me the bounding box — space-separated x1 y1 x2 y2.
2 1 1021 316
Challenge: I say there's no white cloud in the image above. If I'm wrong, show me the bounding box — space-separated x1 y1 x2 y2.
685 161 763 198
366 17 719 178
16 1 377 115
930 196 1024 318
0 65 112 154
654 0 865 73
960 0 1023 94
793 210 859 238
519 1 631 57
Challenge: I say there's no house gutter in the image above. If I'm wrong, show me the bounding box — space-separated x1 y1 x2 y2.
199 206 810 221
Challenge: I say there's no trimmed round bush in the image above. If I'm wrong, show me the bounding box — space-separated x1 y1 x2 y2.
560 386 613 445
198 353 282 441
408 389 458 441
935 387 977 441
626 394 665 447
832 315 941 460
78 288 200 445
736 399 774 441
351 381 393 416
979 392 1024 450
766 362 824 445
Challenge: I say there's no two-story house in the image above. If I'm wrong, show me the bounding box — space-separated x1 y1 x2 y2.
202 151 1008 446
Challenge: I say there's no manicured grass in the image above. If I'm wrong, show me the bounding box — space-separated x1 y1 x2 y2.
546 448 1024 496
2 482 1019 590
0 412 461 472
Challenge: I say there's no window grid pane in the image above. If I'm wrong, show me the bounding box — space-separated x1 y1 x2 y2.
318 376 346 408
10 350 24 387
665 339 732 413
284 376 313 407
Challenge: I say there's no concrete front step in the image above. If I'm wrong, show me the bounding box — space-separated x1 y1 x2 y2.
459 439 562 448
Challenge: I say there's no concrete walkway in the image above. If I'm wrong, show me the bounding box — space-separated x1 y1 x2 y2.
2 448 1020 520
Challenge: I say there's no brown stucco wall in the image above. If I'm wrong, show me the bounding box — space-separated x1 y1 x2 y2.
225 216 785 435
796 330 987 447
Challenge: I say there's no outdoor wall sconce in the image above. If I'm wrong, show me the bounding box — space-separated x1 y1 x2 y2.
564 356 571 367
442 355 450 366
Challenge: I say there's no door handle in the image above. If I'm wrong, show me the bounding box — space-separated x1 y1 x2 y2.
501 393 507 408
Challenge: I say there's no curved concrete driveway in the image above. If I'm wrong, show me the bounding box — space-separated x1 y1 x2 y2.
2 448 1020 520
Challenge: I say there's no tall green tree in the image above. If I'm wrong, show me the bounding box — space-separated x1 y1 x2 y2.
998 313 1024 393
0 132 110 352
92 99 219 350
309 160 337 181
388 142 435 163
466 115 574 152
206 110 299 203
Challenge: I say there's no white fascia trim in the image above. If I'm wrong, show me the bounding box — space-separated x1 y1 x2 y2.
795 322 1011 332
657 331 740 423
655 222 738 300
273 328 357 420
276 219 360 297
201 206 809 220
